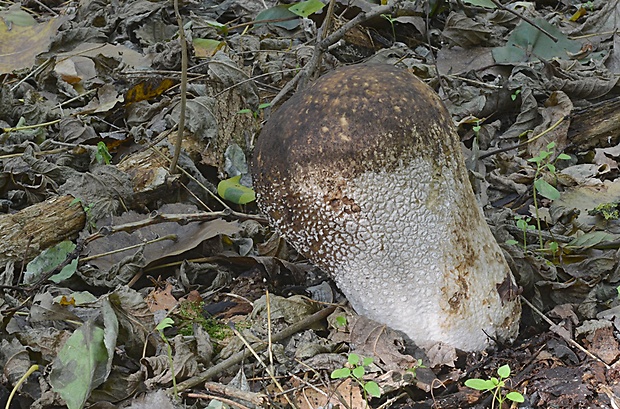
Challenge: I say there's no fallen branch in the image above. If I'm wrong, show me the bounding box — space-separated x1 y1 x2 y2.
171 304 337 393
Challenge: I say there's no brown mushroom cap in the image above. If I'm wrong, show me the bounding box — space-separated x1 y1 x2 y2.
252 64 520 351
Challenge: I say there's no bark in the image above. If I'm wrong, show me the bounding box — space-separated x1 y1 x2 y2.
0 195 85 266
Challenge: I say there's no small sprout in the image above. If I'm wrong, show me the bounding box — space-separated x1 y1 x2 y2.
238 102 272 120
156 317 178 397
528 142 571 249
406 359 426 378
511 215 535 250
331 353 381 400
335 315 347 327
548 241 559 257
465 364 524 409
96 141 111 165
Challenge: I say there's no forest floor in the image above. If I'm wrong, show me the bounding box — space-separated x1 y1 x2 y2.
1 0 620 408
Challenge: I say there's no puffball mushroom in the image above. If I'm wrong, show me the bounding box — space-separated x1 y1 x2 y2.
251 64 521 351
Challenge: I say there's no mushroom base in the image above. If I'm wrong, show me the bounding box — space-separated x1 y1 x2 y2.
322 160 521 351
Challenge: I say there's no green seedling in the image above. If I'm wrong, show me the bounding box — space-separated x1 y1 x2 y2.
528 142 571 249
511 89 521 101
465 364 524 409
238 102 272 120
506 215 535 250
331 353 381 402
548 240 559 258
156 317 178 398
472 121 482 137
380 14 396 43
406 359 426 378
96 141 111 165
335 315 347 327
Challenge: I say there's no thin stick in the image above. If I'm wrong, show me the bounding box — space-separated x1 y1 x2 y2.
170 0 188 174
520 296 611 369
270 4 393 107
489 0 558 43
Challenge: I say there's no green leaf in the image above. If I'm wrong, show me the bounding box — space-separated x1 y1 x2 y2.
362 357 374 366
2 6 37 26
364 381 381 397
348 353 360 366
497 364 511 379
465 378 496 391
258 102 272 110
548 241 559 252
193 38 225 57
50 321 109 409
493 18 583 63
557 153 571 160
335 316 347 327
289 0 325 18
96 141 111 165
255 5 299 30
516 219 529 230
546 163 556 173
24 240 77 284
461 0 496 8
568 231 620 248
534 178 560 200
352 366 365 379
505 239 519 246
49 258 79 283
528 157 541 165
217 175 256 204
331 368 350 379
506 391 525 402
156 317 174 332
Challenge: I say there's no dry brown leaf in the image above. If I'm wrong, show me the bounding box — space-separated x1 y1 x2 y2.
0 12 66 74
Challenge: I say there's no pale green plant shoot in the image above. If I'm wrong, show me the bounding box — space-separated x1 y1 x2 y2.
528 142 570 249
156 317 178 398
406 359 426 377
506 214 535 250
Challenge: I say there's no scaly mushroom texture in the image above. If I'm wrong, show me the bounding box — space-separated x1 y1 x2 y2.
252 64 520 351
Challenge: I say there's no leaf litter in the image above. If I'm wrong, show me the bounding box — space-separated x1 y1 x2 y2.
0 0 620 408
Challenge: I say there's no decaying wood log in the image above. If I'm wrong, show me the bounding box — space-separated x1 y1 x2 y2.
0 195 85 266
568 96 620 151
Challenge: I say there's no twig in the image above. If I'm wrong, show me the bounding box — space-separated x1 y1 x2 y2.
203 382 266 406
1 119 61 134
185 392 253 409
170 0 188 174
148 145 231 211
520 296 611 369
270 4 394 107
229 320 299 409
80 235 177 262
84 210 267 243
489 0 558 43
479 116 568 159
